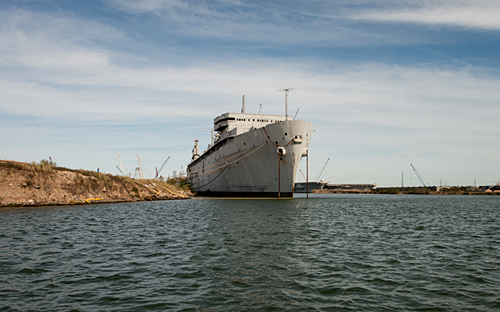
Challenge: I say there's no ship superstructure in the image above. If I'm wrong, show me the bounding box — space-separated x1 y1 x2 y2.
187 98 314 197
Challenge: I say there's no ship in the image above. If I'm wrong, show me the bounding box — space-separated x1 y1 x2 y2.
294 180 329 193
187 95 314 197
294 158 330 193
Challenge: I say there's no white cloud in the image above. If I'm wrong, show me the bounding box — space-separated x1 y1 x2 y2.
0 9 120 71
349 1 500 30
1 2 499 185
109 0 188 13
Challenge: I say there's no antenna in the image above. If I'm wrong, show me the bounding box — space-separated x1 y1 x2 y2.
202 128 214 147
259 103 262 114
277 87 296 120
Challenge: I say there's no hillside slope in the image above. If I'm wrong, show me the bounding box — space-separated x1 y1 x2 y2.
0 160 191 207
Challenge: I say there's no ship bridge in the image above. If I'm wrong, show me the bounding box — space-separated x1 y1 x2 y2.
214 112 287 141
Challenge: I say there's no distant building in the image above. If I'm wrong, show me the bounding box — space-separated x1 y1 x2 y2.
326 183 377 190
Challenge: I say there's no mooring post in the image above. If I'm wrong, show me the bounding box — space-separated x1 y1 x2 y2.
278 156 281 199
306 150 309 199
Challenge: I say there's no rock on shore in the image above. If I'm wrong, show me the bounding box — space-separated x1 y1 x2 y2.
0 160 191 207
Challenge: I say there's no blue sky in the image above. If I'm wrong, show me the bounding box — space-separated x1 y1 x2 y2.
1 0 499 187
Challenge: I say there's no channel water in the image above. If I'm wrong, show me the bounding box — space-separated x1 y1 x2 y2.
1 194 499 311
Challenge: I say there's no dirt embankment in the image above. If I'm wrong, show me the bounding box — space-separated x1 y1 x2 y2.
0 160 192 207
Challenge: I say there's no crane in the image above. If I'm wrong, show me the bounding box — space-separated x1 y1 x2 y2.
116 155 127 176
315 158 330 182
156 156 170 179
135 155 145 180
116 166 126 176
410 163 430 187
299 169 307 181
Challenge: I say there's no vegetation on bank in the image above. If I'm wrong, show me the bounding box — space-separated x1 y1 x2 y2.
372 187 433 195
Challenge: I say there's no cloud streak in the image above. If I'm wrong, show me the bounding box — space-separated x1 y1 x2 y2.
348 1 500 30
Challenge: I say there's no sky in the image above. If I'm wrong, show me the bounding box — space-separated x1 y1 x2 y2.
1 0 499 187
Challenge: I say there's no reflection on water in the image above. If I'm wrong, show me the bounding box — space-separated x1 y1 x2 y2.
1 194 499 311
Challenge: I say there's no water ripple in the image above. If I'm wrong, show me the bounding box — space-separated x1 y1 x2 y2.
1 195 500 311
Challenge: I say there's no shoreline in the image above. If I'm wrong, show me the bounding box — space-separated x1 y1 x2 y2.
313 189 500 196
0 196 191 208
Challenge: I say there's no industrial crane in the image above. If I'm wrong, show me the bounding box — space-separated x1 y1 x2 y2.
116 154 127 176
410 163 430 187
315 158 330 182
116 166 126 176
156 156 170 179
299 169 307 181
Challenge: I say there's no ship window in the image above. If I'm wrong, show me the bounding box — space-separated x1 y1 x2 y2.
285 133 287 136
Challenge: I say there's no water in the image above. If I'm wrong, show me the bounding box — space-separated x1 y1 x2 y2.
1 194 499 311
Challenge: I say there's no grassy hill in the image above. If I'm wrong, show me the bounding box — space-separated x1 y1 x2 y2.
0 159 191 207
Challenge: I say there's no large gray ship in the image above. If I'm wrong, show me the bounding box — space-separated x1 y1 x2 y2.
187 96 314 197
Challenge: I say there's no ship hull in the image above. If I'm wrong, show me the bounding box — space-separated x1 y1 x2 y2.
187 120 313 197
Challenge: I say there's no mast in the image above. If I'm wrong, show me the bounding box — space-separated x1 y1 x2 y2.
278 87 296 120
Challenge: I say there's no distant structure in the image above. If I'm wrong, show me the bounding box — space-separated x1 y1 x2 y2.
192 139 200 161
134 155 145 179
116 155 126 176
156 156 170 179
410 163 430 187
294 158 331 193
326 183 377 190
315 158 330 182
